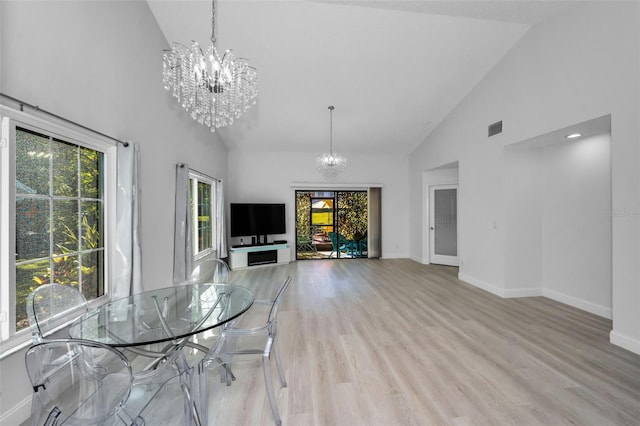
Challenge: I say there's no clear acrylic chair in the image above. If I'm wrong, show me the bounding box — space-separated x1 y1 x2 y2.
187 257 233 347
26 285 94 424
198 276 293 426
26 339 135 425
27 283 175 366
27 283 88 343
26 286 186 425
189 258 231 284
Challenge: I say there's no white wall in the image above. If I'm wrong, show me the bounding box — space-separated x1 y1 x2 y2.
409 2 639 354
0 2 227 424
504 146 543 295
504 133 612 317
542 133 612 317
227 150 410 259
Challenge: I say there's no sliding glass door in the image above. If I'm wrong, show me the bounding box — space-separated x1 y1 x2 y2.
295 190 368 260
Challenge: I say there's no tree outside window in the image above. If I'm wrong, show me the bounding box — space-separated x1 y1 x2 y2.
14 127 105 331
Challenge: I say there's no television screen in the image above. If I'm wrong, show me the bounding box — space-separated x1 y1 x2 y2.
230 203 286 237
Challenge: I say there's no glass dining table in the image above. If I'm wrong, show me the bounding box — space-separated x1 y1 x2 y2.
68 283 254 426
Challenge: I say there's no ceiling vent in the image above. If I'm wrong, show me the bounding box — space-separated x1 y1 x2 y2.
488 120 503 137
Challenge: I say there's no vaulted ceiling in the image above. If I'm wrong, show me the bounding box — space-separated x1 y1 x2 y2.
147 0 576 155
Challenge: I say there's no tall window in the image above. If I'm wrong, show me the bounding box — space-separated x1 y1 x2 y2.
190 173 216 258
1 110 115 345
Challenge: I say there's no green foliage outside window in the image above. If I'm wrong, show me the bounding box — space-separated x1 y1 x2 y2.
337 191 368 240
197 181 212 252
296 192 311 235
14 127 104 331
295 190 367 240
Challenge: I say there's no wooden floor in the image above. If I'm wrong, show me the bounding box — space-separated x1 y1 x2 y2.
181 259 640 425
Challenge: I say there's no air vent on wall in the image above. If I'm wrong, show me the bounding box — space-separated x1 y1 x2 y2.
488 120 503 137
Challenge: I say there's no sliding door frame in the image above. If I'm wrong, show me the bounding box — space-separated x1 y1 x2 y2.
294 188 381 260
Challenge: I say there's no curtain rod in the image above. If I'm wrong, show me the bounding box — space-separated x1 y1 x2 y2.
0 92 129 147
177 163 221 182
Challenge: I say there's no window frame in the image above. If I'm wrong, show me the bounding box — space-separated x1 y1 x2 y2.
0 105 117 354
189 170 217 261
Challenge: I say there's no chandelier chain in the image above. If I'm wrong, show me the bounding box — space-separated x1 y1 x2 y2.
210 0 216 45
329 105 334 155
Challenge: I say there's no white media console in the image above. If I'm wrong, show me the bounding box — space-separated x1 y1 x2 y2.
228 244 290 270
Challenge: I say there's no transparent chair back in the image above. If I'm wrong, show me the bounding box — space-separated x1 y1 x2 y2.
199 276 293 426
190 258 230 284
25 339 133 426
27 284 88 343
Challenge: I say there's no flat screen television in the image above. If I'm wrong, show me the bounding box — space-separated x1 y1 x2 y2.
230 203 286 241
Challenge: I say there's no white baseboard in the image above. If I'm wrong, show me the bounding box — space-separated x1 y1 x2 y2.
610 330 640 356
381 252 408 259
0 394 31 426
543 288 612 319
458 273 611 319
503 287 543 298
458 272 506 297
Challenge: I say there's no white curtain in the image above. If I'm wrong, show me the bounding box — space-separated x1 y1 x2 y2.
216 180 227 258
173 164 193 284
113 142 143 299
367 187 382 258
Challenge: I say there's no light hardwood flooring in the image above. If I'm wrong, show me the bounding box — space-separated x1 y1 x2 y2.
189 258 640 426
31 259 636 426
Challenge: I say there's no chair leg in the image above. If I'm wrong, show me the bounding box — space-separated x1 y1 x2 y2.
262 354 282 426
117 409 143 425
272 341 287 388
198 360 209 426
181 381 201 426
224 364 236 385
218 355 235 386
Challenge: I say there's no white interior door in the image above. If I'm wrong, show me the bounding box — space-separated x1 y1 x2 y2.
429 185 459 266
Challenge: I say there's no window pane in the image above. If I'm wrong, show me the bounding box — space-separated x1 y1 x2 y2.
80 146 103 199
52 254 79 286
53 200 79 256
337 191 368 241
81 201 103 250
16 197 50 261
16 260 51 331
52 138 78 197
197 181 212 251
296 192 311 233
311 198 334 226
10 123 108 340
16 128 50 195
433 188 457 256
81 251 104 300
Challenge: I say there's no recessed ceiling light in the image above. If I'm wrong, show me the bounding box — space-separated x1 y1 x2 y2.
566 133 582 139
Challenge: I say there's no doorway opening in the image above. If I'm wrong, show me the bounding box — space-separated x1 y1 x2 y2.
295 190 368 260
422 162 459 266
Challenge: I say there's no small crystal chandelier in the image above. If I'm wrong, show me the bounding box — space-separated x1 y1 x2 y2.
162 0 257 132
316 106 347 178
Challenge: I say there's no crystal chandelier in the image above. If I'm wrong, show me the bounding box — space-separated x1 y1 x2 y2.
162 0 257 132
316 106 347 178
